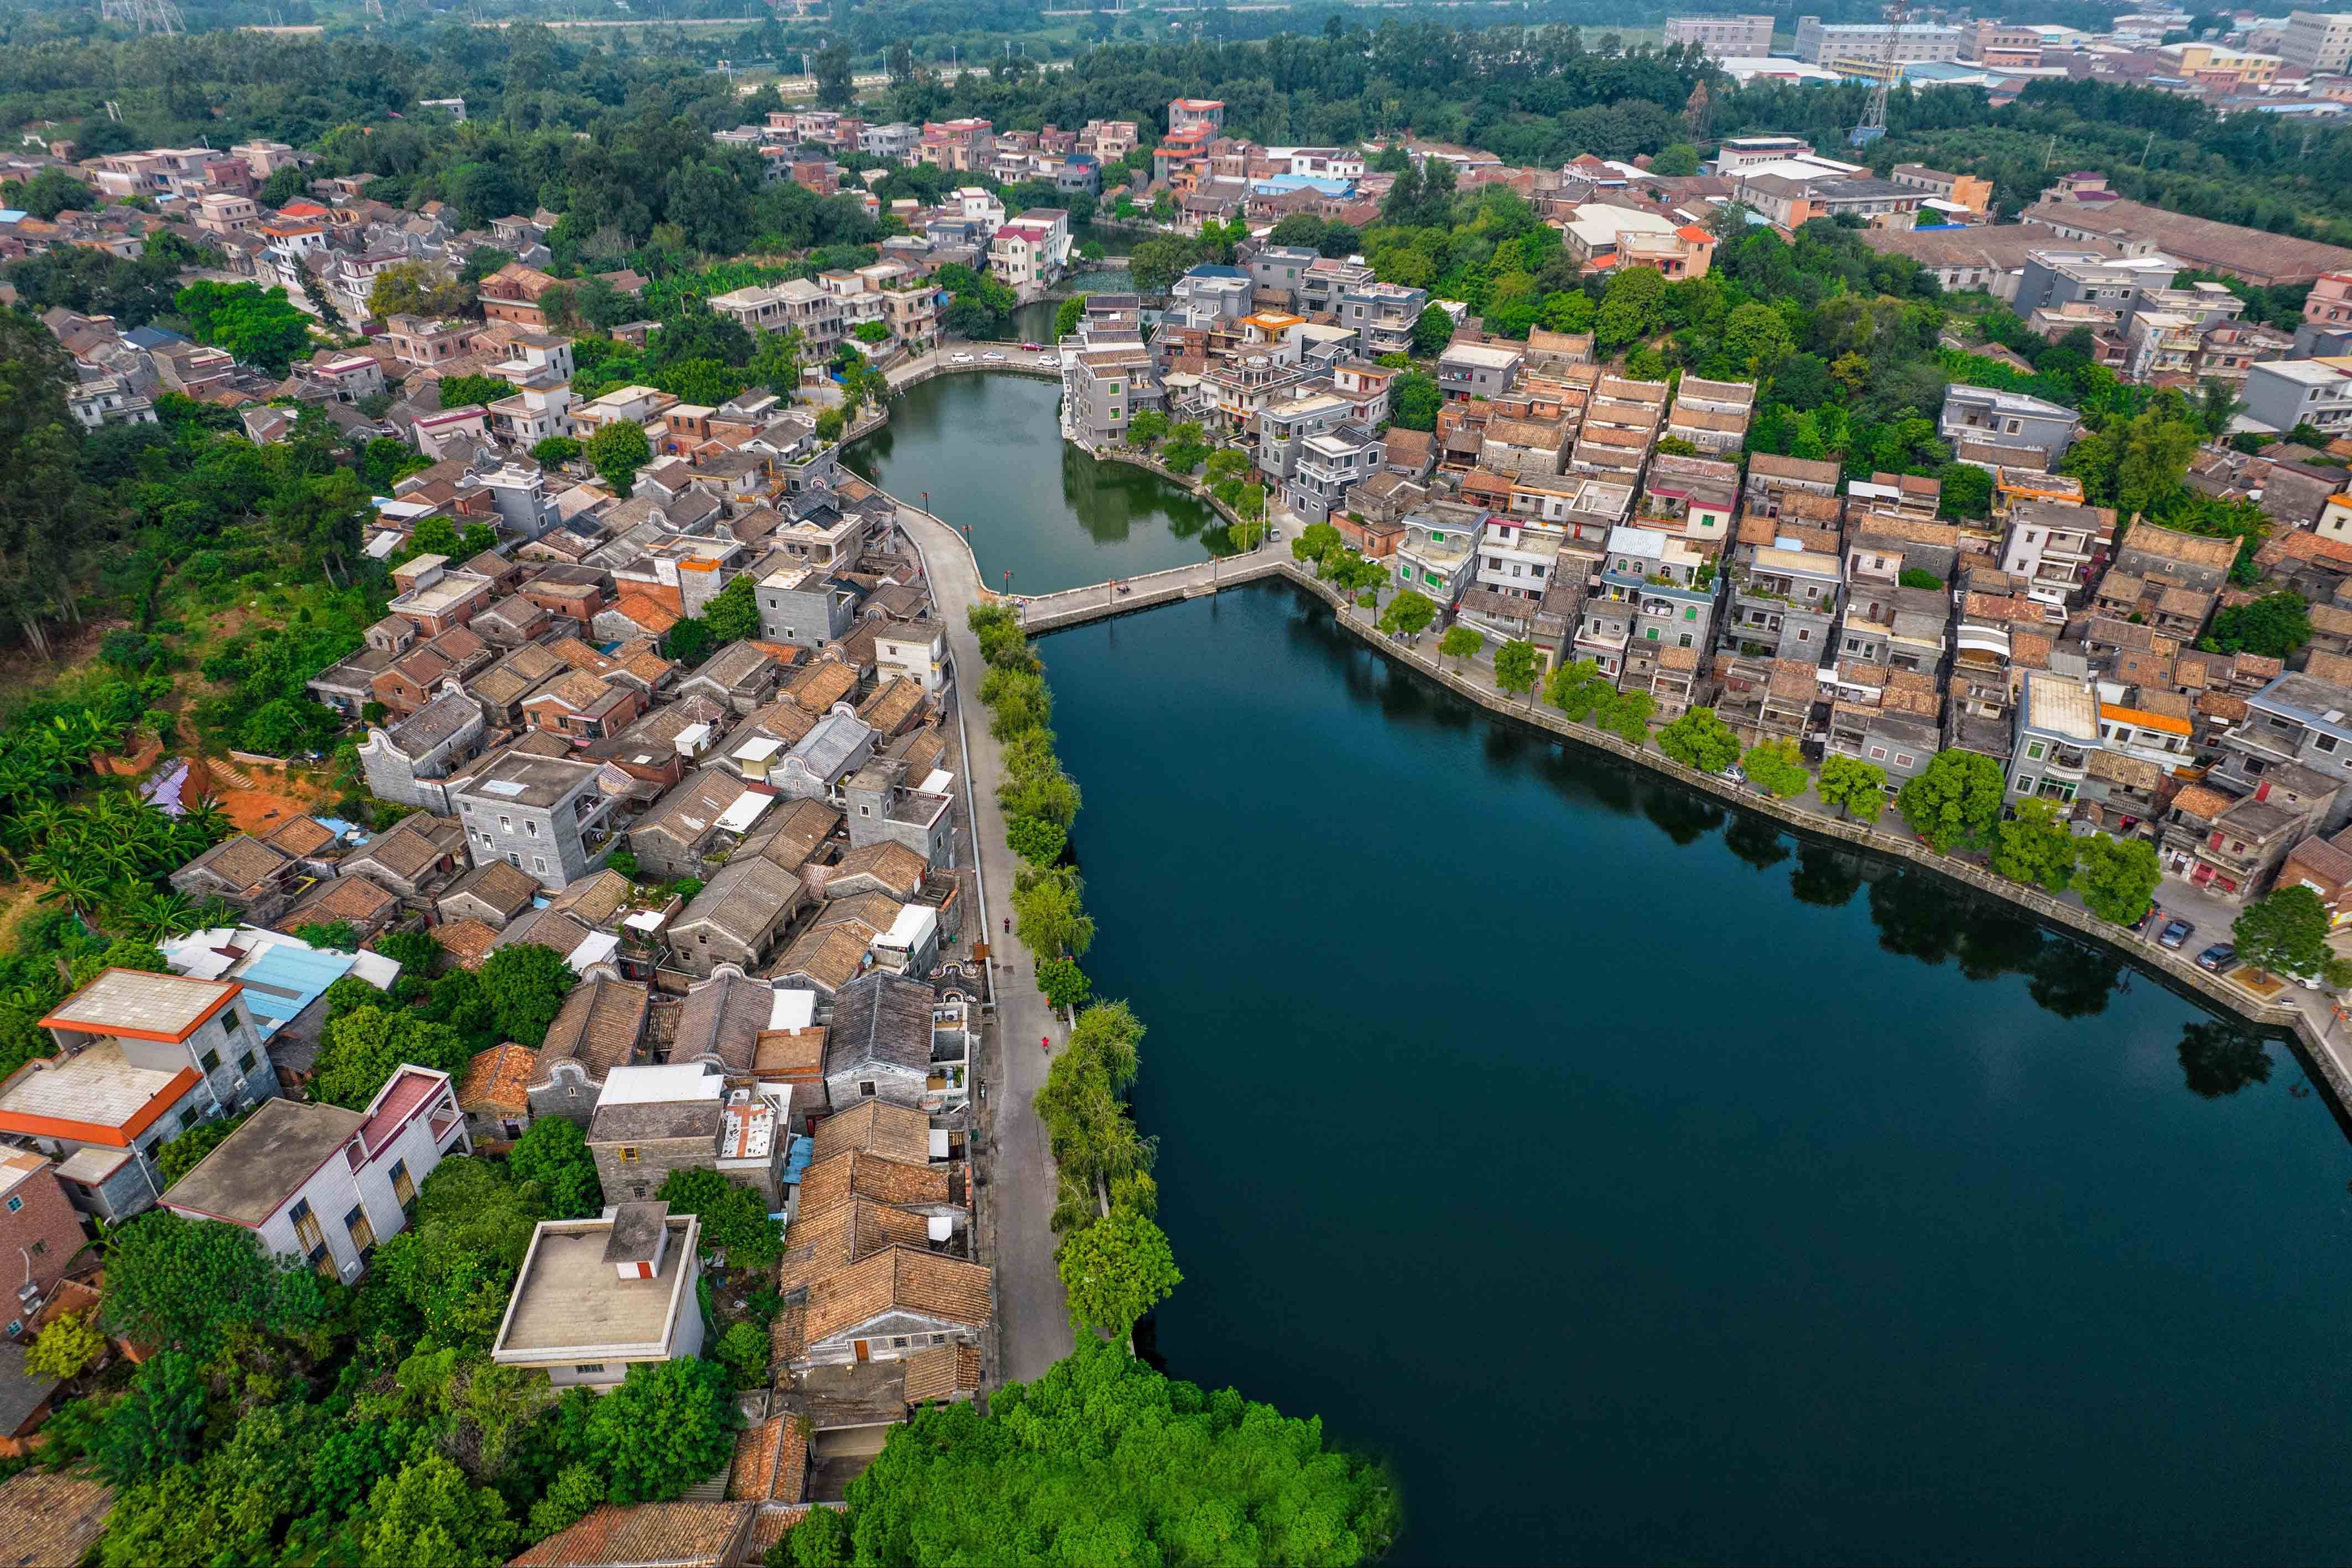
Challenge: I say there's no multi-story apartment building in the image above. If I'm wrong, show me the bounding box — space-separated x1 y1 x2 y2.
1168 97 1225 134
1394 513 1480 608
0 1150 82 1338
1336 280 1428 360
162 1066 465 1284
1285 425 1387 525
1256 388 1354 487
708 278 845 352
0 967 285 1220
860 122 920 160
1663 14 1775 58
491 1203 703 1390
2001 499 2106 607
917 119 995 171
2008 671 2103 806
1062 342 1157 445
1940 384 2082 470
2300 270 2352 358
2123 309 2203 384
2244 357 2352 439
1601 525 1717 657
452 748 625 890
1723 543 1841 661
2211 671 2352 827
1793 15 1963 66
1711 135 1817 176
2282 9 2352 72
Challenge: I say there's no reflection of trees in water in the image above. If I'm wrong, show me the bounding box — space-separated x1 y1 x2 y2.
1641 784 1723 845
1862 868 2123 1018
1789 842 1864 908
1057 442 1220 546
2176 1022 2274 1098
1723 812 1792 871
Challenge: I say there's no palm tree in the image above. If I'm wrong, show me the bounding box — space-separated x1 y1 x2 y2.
15 797 70 850
78 709 131 759
141 890 200 942
180 796 234 845
36 863 106 924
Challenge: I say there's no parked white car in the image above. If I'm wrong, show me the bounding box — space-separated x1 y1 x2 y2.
950 352 974 363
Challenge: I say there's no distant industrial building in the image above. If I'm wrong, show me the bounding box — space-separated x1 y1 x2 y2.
1663 14 1776 58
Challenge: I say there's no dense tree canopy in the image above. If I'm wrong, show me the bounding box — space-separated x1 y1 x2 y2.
836 1342 1396 1566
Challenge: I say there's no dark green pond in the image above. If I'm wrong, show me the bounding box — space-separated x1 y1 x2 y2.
845 372 1222 595
1042 584 2352 1567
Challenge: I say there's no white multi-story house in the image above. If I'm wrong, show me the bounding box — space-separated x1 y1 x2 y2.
491 1201 704 1389
161 1065 466 1284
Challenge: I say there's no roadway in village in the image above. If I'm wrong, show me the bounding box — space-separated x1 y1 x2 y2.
891 494 1075 1386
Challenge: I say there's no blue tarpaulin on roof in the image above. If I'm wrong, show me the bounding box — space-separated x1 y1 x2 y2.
781 1133 814 1187
236 942 357 1035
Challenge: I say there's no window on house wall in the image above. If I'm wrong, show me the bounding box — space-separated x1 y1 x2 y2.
200 1048 221 1072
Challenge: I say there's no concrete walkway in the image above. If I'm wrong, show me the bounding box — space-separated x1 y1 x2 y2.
888 497 1075 1387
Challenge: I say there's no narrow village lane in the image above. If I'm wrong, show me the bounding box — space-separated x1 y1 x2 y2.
891 497 1075 1385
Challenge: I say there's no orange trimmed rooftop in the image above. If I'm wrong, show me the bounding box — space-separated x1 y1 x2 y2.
0 1040 200 1147
40 967 245 1044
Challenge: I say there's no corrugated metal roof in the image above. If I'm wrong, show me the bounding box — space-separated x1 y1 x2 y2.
236 942 356 1032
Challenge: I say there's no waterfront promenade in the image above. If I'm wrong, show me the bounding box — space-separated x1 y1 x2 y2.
1002 534 2352 1108
887 493 1077 1386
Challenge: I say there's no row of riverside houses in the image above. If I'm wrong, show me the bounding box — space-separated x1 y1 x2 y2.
1309 290 2352 916
0 460 993 1500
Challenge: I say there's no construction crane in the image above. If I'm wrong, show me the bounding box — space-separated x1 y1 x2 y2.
1849 0 1906 148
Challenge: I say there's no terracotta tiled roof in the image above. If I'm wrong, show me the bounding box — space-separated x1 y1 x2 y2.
1766 659 1822 701
774 922 872 992
509 1502 753 1568
460 1041 538 1114
2086 749 2162 790
727 1416 808 1504
747 798 840 873
2306 649 2352 686
780 1196 931 1296
825 842 927 899
609 592 682 635
797 1149 949 1220
902 1341 981 1406
265 815 339 857
741 1507 815 1562
0 1470 115 1568
2121 521 2238 571
2171 783 2234 820
348 812 462 883
786 661 857 713
808 1100 930 1164
2198 691 2249 722
280 872 397 930
802 1246 991 1345
539 977 648 1076
856 676 925 734
195 834 294 890
2286 830 2352 889
548 869 634 927
436 916 501 968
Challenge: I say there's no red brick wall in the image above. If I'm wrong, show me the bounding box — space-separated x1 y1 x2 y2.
1 1167 88 1335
